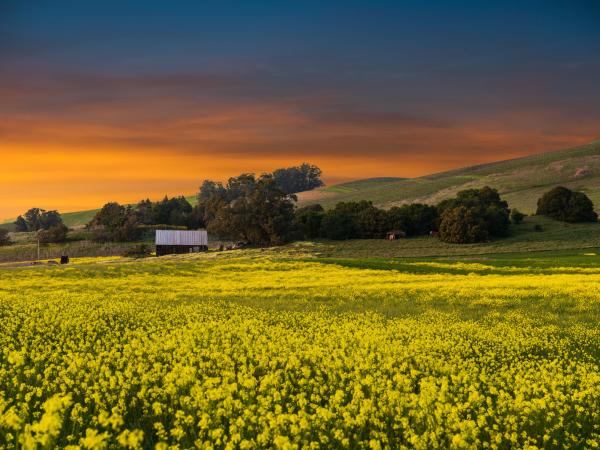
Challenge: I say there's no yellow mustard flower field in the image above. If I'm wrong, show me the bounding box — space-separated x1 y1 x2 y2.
1 253 600 449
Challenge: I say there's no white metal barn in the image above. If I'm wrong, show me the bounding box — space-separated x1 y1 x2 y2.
155 230 208 256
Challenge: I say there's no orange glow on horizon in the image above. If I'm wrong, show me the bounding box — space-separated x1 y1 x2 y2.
1 126 596 221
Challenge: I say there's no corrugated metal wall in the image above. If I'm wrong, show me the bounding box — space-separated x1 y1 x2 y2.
155 230 208 246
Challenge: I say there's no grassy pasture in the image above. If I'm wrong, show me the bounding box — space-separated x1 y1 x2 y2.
297 140 600 213
2 214 600 264
1 249 600 448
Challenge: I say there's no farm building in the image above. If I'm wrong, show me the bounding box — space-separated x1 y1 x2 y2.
155 230 208 256
386 230 406 240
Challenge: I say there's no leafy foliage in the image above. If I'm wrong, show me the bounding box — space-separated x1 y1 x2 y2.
272 163 324 194
306 201 439 241
320 209 358 240
203 174 297 245
135 196 201 229
511 209 525 224
14 208 64 232
37 224 69 244
293 204 324 239
0 228 10 246
438 187 510 243
320 201 388 240
14 216 28 232
88 203 141 242
386 203 439 237
536 186 598 222
439 205 488 243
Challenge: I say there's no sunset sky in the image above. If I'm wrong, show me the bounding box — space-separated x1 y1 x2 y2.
1 1 599 220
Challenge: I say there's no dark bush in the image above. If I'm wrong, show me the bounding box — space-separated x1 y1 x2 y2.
511 209 525 224
15 208 64 232
38 224 69 244
88 203 141 242
205 174 296 245
320 201 388 239
438 206 489 243
386 204 439 236
272 163 324 194
14 216 28 232
0 228 11 246
294 204 324 239
320 210 357 240
438 187 510 243
536 186 597 222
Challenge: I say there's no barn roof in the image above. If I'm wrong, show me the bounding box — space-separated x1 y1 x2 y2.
155 230 208 246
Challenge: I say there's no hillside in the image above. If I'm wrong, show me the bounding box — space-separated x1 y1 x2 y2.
298 140 600 212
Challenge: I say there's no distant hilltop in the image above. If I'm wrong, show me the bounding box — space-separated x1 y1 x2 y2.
297 140 600 213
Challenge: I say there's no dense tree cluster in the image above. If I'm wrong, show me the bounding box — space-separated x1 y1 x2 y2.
198 163 324 202
13 208 68 243
0 228 10 246
136 196 202 228
88 196 203 242
14 208 63 232
88 203 140 242
272 163 324 194
387 204 439 237
199 174 296 245
82 163 322 244
510 209 525 224
294 200 439 241
438 187 510 243
536 186 597 223
38 224 69 244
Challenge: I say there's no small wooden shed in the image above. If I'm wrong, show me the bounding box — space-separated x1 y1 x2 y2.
386 230 406 240
155 230 208 256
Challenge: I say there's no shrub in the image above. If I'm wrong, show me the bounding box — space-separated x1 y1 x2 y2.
536 186 597 222
294 204 324 239
15 208 64 232
511 209 525 224
534 224 543 232
320 201 387 239
205 174 296 245
0 228 11 246
14 216 28 232
438 187 510 243
272 163 324 194
438 206 489 243
386 204 439 237
320 210 357 240
89 203 141 242
38 224 69 244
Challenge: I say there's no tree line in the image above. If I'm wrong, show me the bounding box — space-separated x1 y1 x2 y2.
196 184 597 245
86 163 322 243
4 167 597 248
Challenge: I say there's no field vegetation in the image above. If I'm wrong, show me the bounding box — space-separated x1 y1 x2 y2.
298 140 600 214
1 250 600 448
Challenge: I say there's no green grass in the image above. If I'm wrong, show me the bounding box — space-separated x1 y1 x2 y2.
2 214 599 264
298 140 600 212
279 215 600 259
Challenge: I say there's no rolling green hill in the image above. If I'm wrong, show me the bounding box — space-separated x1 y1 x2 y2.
298 140 600 212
